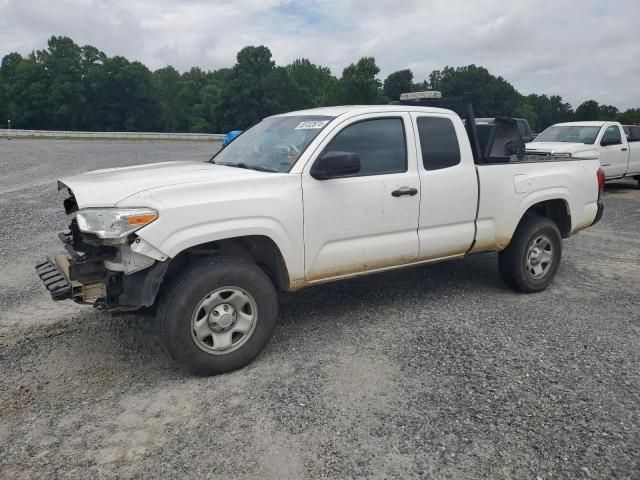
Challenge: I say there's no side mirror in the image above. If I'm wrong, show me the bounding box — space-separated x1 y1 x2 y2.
310 151 361 180
600 137 619 146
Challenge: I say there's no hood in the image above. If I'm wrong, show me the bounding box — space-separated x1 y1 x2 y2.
525 142 600 160
58 161 272 208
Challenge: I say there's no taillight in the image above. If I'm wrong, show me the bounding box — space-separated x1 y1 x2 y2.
597 167 605 197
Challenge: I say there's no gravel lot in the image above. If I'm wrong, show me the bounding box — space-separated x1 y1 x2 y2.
1 139 638 479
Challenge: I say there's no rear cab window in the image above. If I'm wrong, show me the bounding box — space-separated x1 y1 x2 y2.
416 116 461 170
625 126 640 142
517 121 528 139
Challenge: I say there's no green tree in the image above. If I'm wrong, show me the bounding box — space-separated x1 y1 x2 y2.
197 82 223 131
548 95 575 125
216 45 316 131
6 54 52 129
263 66 312 113
0 81 6 124
80 45 107 72
0 53 24 125
383 69 414 102
428 65 522 117
236 46 274 78
181 68 221 132
2 35 639 134
526 94 574 131
575 100 600 121
84 56 160 131
336 57 385 104
287 58 337 106
618 108 640 125
153 66 183 131
38 36 84 129
217 46 278 131
598 104 619 120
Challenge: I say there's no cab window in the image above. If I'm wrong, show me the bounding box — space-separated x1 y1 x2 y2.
322 118 407 176
417 116 461 170
601 126 622 145
517 121 528 139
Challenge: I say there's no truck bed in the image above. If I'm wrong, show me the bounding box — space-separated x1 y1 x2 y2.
471 159 601 253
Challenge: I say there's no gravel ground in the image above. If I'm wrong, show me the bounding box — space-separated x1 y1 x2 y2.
1 139 638 479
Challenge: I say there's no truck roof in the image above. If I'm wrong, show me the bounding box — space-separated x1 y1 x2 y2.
274 105 455 118
553 121 613 127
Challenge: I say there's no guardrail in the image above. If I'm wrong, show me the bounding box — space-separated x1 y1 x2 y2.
0 128 224 141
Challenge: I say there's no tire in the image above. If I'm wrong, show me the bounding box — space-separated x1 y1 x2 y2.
498 215 562 293
158 256 278 375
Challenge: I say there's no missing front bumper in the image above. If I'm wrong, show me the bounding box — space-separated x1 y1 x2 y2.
36 251 168 311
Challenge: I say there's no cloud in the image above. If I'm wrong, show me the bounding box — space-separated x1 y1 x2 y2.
1 0 639 109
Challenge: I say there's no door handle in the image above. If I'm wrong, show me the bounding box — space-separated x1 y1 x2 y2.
621 147 628 151
391 187 418 197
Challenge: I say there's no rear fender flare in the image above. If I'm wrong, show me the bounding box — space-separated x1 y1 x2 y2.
505 189 572 245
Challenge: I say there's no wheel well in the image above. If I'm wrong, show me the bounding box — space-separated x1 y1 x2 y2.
522 200 571 238
165 236 290 291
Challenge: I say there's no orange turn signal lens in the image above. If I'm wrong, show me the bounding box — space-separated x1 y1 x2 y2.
127 212 158 226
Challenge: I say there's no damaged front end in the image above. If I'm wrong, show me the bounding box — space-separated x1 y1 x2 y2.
35 186 169 311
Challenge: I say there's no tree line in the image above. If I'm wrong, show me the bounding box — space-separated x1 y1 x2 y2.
1 36 639 134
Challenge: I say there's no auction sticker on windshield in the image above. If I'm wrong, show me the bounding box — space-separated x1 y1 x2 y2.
295 120 330 130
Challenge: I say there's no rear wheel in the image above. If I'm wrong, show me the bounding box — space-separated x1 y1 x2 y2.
498 215 562 293
158 257 278 375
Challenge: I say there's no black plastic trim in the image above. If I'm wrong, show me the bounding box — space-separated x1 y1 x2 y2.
105 261 170 311
592 200 604 226
35 258 72 301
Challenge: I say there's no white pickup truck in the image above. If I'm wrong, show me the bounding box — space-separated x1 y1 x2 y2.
37 93 604 375
527 121 640 186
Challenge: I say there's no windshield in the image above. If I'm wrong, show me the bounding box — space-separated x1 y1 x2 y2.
533 125 602 144
211 115 335 172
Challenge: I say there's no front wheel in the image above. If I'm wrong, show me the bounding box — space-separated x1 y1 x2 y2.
498 215 562 293
158 257 278 375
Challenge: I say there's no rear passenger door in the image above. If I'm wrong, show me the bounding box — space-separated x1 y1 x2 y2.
410 113 479 260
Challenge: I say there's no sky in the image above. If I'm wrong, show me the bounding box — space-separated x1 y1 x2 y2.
1 0 639 109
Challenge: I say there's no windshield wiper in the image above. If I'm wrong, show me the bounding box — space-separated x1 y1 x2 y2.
215 162 279 173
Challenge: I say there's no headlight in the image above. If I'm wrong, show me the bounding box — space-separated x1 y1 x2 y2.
76 208 158 239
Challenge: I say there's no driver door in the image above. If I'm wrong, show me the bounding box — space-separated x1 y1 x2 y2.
301 113 421 282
